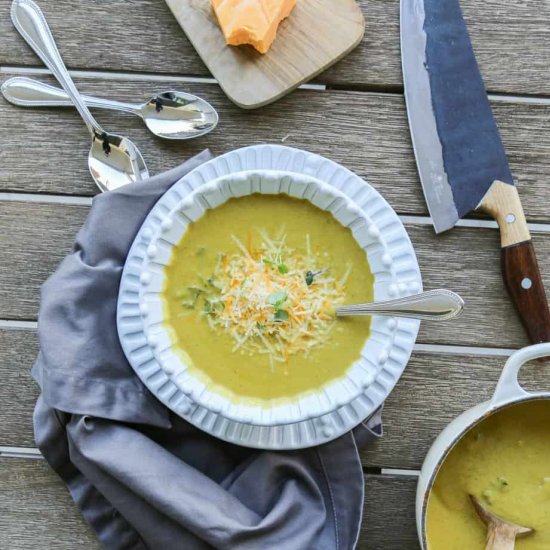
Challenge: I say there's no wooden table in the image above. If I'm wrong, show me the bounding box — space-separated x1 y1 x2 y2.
1 1 550 547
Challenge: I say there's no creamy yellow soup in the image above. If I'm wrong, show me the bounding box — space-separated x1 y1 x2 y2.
426 400 550 550
162 194 373 402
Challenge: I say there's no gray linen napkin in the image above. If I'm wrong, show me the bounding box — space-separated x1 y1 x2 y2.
32 150 382 550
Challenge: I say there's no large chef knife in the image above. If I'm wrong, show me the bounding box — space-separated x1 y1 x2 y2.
400 0 550 343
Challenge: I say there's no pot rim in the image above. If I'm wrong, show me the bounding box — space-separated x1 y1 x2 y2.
420 394 550 549
419 341 550 549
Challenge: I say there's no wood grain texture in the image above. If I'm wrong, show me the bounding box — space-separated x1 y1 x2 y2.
412 224 550 349
0 456 417 550
501 241 550 344
166 0 364 108
480 181 531 248
2 200 550 349
0 202 87 320
2 76 550 225
480 181 550 344
361 474 418 549
362 350 550 469
0 458 100 549
4 326 550 472
1 1 550 96
0 329 39 447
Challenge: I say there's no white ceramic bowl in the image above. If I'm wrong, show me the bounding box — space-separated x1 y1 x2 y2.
117 145 422 448
416 342 550 548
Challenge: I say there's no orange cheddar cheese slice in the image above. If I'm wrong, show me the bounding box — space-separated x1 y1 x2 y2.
211 0 297 54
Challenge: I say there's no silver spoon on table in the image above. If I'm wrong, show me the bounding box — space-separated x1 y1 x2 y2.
335 289 464 321
10 0 148 192
1 77 219 140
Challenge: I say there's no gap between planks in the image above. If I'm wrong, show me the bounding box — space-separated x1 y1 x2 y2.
0 66 326 91
4 66 550 105
3 193 550 233
0 319 519 357
0 445 422 479
0 446 43 459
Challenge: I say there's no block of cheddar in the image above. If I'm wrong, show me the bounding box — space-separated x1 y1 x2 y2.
211 0 297 54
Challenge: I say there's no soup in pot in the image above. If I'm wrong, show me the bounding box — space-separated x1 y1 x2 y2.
426 400 550 550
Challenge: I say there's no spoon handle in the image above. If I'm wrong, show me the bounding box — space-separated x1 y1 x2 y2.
335 289 464 321
1 76 141 115
10 0 105 136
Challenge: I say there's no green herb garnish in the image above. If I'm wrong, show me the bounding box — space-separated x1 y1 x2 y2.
268 291 289 322
264 258 289 275
203 298 223 315
267 290 288 307
181 286 205 309
274 309 289 322
305 268 328 286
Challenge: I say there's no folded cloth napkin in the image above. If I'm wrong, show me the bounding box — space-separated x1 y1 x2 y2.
32 150 382 550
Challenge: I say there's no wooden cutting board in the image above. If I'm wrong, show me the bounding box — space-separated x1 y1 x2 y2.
164 0 365 109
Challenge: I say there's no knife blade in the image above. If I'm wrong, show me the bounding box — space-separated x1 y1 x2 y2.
401 0 550 344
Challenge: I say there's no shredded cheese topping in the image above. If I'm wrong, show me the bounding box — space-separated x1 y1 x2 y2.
196 230 350 367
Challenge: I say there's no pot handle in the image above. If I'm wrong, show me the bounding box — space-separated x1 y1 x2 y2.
490 343 550 408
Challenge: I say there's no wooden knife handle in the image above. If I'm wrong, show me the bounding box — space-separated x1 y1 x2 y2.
502 241 550 343
481 181 550 344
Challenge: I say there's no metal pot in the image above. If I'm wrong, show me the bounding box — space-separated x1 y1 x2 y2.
416 342 550 549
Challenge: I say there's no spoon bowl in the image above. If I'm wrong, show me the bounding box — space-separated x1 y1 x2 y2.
1 77 219 141
138 91 218 139
11 0 149 191
90 132 148 191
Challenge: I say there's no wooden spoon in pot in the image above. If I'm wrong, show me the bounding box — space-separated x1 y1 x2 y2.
470 495 534 550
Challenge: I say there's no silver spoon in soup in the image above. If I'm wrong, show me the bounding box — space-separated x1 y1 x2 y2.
335 289 464 321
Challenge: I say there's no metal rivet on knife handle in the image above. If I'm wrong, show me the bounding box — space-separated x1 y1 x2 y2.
480 181 531 248
481 182 550 344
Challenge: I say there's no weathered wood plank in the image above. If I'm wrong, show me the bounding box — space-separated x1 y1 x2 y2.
0 0 208 76
0 202 87 320
0 458 100 549
4 326 550 473
1 201 549 349
362 351 550 469
0 457 416 550
0 329 39 447
2 76 550 225
361 474 419 549
1 1 549 96
414 224 543 349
